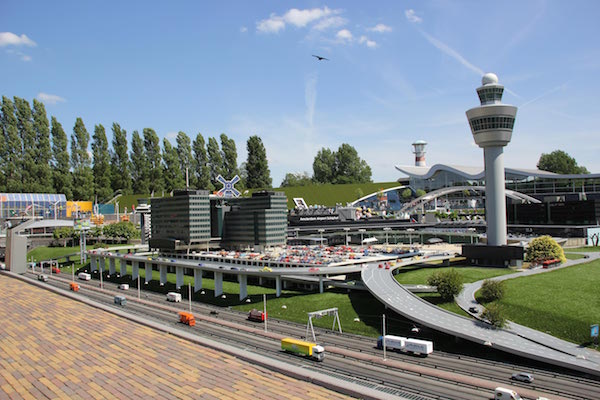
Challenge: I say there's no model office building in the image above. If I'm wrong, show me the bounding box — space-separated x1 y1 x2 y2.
149 190 287 251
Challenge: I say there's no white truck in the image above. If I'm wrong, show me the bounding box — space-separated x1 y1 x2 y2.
166 292 182 302
494 387 521 400
377 335 433 356
78 272 91 281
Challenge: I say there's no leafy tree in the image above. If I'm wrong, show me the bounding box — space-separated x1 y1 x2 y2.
193 133 212 191
481 304 506 328
220 133 239 180
427 269 463 301
280 172 312 187
143 128 163 196
416 189 426 197
245 135 271 189
51 117 72 199
103 221 139 242
14 97 37 192
401 188 413 200
537 150 589 175
110 123 131 195
130 130 149 194
91 124 112 201
334 143 372 184
525 235 566 263
207 137 224 186
162 138 185 193
1 96 22 192
53 226 75 247
32 99 53 192
176 131 194 188
479 279 505 302
71 118 94 200
312 148 335 184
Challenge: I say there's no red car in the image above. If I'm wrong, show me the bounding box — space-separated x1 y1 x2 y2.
51 267 60 274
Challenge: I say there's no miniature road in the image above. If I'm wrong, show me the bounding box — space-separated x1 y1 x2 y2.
456 251 600 367
0 273 358 400
361 256 600 377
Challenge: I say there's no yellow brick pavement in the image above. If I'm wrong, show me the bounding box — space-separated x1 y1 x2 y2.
0 275 353 399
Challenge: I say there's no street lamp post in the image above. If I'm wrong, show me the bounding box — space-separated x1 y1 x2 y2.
384 227 391 245
343 228 350 246
318 229 325 246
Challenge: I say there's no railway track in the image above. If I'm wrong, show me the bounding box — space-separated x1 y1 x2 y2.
30 273 600 400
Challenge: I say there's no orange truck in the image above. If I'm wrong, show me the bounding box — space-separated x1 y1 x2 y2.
70 282 80 292
178 311 196 326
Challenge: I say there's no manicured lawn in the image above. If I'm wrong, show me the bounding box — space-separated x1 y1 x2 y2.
565 253 586 260
395 266 516 285
27 246 83 262
416 293 470 317
481 259 600 345
563 246 600 252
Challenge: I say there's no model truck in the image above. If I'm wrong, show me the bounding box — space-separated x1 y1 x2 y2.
247 309 267 322
281 338 325 361
377 335 433 356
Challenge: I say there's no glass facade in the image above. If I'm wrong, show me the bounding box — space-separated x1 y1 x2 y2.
150 190 211 244
468 115 515 133
0 193 67 219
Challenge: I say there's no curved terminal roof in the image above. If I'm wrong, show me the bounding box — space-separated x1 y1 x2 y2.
395 163 600 180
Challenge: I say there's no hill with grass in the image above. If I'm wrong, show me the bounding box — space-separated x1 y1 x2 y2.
110 182 401 211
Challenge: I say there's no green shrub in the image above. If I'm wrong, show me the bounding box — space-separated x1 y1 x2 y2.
481 304 506 328
479 279 505 302
427 269 463 301
525 235 566 263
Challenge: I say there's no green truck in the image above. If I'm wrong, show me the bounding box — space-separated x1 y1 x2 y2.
281 337 325 361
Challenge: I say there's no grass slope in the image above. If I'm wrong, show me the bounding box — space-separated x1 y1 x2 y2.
395 266 516 285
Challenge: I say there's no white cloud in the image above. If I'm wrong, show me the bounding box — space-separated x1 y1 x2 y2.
405 9 423 24
419 30 484 76
368 24 392 33
0 32 37 47
36 92 66 105
257 7 343 33
336 29 353 42
359 36 377 48
240 26 248 33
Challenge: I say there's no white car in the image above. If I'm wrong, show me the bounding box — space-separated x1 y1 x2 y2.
511 372 534 383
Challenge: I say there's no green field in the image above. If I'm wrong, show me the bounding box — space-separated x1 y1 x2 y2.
395 266 516 285
565 253 586 260
480 259 600 345
563 246 600 252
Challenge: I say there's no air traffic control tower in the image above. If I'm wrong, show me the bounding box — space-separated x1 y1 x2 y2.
466 73 517 246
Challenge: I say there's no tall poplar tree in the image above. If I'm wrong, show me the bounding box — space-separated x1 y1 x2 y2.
0 98 5 192
143 128 163 196
245 135 271 189
176 131 194 188
207 137 223 187
130 130 149 194
71 117 94 200
92 124 112 201
162 138 185 193
32 99 53 192
193 132 212 191
1 96 23 192
14 97 36 192
51 117 72 199
110 123 131 194
220 133 239 179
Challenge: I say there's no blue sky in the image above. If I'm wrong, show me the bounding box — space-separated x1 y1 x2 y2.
2 1 599 186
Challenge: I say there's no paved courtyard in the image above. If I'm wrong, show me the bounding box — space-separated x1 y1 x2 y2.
0 275 352 400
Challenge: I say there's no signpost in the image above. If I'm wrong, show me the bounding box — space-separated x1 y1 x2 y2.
592 324 599 347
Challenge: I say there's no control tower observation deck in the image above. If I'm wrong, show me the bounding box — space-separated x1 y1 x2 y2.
466 73 517 246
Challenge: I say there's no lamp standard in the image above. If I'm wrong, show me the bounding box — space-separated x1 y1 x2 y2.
383 227 391 245
343 228 350 246
318 229 325 246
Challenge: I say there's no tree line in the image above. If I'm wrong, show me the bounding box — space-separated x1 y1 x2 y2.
0 95 272 200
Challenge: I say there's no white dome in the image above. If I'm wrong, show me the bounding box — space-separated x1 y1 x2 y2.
482 73 498 85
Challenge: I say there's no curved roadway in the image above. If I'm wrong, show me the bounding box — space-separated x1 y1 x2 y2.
361 256 600 377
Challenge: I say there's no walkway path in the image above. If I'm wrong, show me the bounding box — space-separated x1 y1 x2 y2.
361 255 600 377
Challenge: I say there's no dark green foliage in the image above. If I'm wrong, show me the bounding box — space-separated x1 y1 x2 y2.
525 235 566 263
110 123 131 195
312 144 371 184
479 279 505 302
537 150 589 175
220 133 239 180
401 188 413 200
143 128 163 195
53 226 75 247
416 189 426 197
162 138 185 193
1 96 22 192
280 172 312 187
130 130 149 194
51 117 72 199
91 124 113 201
32 99 53 192
481 304 506 328
103 221 139 241
71 118 94 200
426 269 463 301
207 137 224 186
14 97 37 192
193 133 212 191
245 135 271 189
176 131 194 188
